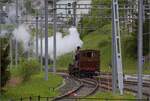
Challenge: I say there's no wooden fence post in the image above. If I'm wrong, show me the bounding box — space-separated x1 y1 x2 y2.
38 95 40 101
46 97 49 101
20 97 22 101
29 96 32 101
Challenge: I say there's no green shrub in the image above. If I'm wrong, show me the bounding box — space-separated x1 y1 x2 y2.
122 32 137 58
19 59 40 81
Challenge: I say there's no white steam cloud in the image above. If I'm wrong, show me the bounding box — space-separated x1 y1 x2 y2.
13 24 30 51
1 2 84 58
5 3 22 24
34 27 83 59
0 3 23 38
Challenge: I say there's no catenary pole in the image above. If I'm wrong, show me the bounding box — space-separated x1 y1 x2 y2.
0 6 1 83
137 0 143 99
40 16 43 72
15 0 18 66
53 0 56 73
111 1 117 93
73 1 77 26
36 16 39 58
44 0 49 80
10 38 13 68
112 0 124 95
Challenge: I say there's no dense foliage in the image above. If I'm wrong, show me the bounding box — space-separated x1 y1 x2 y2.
17 59 41 81
80 0 149 58
124 18 150 58
25 0 36 15
0 38 10 91
143 19 150 56
79 0 111 38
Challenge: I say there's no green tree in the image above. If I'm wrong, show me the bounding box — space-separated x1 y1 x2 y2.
143 19 150 56
25 0 36 15
124 18 150 58
0 38 10 92
79 0 111 38
78 0 127 39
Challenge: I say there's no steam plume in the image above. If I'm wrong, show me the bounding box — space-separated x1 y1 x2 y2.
34 27 83 59
13 24 30 51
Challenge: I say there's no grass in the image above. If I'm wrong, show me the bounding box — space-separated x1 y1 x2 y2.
1 72 63 101
81 92 136 101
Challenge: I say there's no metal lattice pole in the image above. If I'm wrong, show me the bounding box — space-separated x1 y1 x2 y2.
112 0 124 95
44 0 49 80
111 1 117 93
137 0 143 99
53 0 56 73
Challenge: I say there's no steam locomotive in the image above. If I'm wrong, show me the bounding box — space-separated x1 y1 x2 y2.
68 49 100 77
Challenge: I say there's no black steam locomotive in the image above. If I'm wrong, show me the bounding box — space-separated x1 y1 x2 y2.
68 49 100 77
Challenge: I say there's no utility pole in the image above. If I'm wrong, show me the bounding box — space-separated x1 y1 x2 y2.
0 38 1 90
44 0 49 80
112 0 124 95
80 17 83 34
137 0 143 99
0 6 2 77
53 0 56 73
73 1 77 26
15 0 18 66
36 16 39 58
9 38 13 68
40 16 43 72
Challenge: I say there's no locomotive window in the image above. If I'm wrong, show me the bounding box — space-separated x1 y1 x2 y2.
81 51 96 58
91 52 95 57
87 52 91 57
87 52 94 57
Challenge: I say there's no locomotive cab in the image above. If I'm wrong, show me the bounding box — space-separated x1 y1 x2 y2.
69 50 100 77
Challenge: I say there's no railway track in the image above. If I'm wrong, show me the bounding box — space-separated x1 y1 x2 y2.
99 75 150 88
98 75 150 99
99 80 150 97
56 71 150 100
53 75 99 101
77 78 99 97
